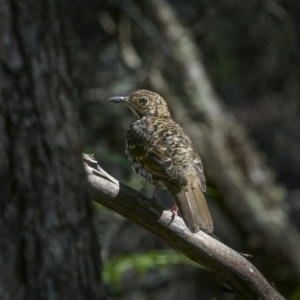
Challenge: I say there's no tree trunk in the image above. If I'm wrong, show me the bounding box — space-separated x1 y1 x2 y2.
0 0 102 299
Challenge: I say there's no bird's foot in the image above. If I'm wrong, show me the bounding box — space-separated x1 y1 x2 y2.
170 204 178 220
166 204 178 228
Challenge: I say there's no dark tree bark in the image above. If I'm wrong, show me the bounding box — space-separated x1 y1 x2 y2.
0 0 102 299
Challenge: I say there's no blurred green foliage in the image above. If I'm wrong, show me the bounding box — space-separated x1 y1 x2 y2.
289 286 300 300
94 201 106 212
103 250 201 290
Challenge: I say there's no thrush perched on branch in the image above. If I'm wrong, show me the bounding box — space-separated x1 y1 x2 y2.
108 90 213 233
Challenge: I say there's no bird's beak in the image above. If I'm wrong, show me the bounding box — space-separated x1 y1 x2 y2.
107 96 129 104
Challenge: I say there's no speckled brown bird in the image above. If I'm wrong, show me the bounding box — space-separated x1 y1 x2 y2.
108 90 213 233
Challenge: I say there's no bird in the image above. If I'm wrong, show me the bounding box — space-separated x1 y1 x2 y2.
108 90 213 233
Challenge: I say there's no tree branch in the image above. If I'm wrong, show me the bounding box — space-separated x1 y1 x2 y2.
83 154 285 300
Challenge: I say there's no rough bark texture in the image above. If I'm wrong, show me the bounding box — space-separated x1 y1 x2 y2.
0 1 102 299
84 154 285 300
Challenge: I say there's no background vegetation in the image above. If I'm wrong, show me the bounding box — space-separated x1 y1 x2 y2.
64 0 300 298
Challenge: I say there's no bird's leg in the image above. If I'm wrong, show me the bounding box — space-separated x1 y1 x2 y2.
170 204 178 220
166 204 178 228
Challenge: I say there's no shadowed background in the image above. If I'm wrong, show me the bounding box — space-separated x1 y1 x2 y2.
60 0 300 298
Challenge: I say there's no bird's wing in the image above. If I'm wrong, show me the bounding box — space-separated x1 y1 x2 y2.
126 128 187 186
141 143 188 186
127 120 206 190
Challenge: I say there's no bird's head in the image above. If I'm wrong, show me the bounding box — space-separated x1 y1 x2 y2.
108 90 171 119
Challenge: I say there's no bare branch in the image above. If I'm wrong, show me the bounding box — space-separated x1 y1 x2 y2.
83 154 285 300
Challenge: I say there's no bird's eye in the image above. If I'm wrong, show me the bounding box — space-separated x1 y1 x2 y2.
139 97 148 105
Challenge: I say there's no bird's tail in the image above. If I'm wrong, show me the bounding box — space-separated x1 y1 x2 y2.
172 178 213 233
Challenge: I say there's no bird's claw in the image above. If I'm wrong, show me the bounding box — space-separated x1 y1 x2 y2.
170 204 178 220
